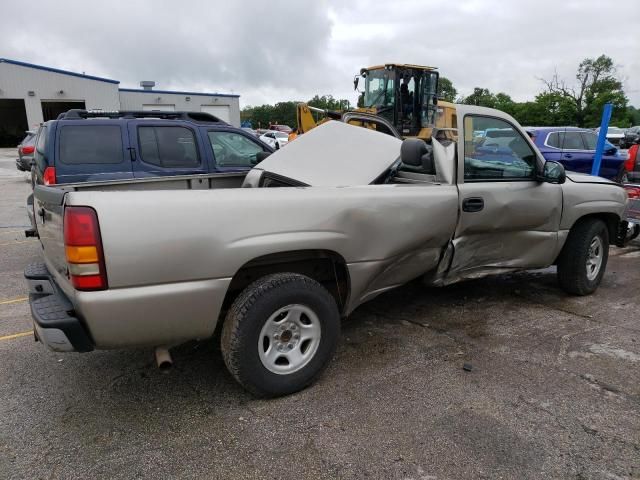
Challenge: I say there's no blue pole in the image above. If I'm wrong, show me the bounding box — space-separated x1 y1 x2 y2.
591 103 613 176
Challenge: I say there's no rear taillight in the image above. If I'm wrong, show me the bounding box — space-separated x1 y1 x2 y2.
626 187 640 200
21 145 35 155
63 206 107 291
43 166 56 185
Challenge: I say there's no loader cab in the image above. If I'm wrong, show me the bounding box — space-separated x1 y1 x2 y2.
357 64 439 138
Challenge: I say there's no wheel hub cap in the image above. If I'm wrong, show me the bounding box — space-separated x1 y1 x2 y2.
258 304 321 375
586 236 603 281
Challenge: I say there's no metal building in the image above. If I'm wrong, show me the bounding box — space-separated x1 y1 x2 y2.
0 58 240 146
119 87 240 125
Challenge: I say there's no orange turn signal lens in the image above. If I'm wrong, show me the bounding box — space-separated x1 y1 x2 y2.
65 245 99 264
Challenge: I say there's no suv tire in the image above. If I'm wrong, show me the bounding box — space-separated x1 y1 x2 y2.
557 219 609 295
221 273 340 397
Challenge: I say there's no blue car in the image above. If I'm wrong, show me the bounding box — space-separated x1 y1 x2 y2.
525 127 626 182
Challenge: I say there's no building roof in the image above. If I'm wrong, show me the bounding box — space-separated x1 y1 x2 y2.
0 57 239 98
0 57 120 84
118 88 239 98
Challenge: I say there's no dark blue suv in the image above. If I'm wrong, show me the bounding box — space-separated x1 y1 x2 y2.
526 126 626 182
32 110 273 185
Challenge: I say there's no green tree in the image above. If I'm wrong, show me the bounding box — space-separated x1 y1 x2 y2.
542 55 628 127
493 93 517 116
437 77 457 102
627 106 640 126
460 87 496 107
307 95 352 111
525 92 576 126
241 95 352 129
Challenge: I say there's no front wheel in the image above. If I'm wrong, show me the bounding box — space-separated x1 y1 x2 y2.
221 273 340 397
557 219 609 295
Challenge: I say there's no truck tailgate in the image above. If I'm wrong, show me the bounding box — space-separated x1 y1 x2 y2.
33 185 75 298
32 172 247 299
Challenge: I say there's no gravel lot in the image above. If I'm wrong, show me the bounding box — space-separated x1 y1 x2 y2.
0 147 639 480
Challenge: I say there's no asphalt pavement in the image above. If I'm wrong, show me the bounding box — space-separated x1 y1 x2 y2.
0 148 639 480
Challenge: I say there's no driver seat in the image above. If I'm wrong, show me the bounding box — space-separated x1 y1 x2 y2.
399 138 436 175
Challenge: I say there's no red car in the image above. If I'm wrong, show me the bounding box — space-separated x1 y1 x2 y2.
268 124 292 134
626 143 639 183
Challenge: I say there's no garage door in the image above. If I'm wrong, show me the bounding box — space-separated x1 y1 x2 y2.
0 99 28 147
41 101 86 122
201 105 230 123
142 104 176 112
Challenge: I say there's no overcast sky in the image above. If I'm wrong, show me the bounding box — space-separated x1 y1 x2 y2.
1 0 638 108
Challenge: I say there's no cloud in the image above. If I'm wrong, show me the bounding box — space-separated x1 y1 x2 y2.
0 0 638 109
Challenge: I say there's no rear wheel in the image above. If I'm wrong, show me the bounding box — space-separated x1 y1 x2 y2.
221 273 340 397
557 219 609 295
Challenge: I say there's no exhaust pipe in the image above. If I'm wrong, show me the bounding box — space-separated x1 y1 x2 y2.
155 346 173 371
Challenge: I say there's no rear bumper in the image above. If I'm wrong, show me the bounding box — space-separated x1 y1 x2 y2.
25 262 94 352
15 158 28 172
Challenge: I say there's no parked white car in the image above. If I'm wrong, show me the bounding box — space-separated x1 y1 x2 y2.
260 130 289 149
596 126 625 147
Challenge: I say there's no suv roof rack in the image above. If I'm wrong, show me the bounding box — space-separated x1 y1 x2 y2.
57 109 226 124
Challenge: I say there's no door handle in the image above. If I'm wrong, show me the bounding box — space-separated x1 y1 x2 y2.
563 153 573 159
462 197 484 213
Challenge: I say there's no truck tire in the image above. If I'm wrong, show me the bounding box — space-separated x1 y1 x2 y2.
557 219 609 296
221 273 340 397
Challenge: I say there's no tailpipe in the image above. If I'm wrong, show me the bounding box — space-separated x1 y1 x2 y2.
155 346 173 371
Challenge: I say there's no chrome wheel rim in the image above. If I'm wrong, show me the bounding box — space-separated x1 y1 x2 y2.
258 304 321 375
586 236 603 281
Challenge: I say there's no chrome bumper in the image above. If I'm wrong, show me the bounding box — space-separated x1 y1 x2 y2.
617 220 640 247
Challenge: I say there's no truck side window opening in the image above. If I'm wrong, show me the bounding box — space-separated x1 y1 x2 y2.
464 116 536 181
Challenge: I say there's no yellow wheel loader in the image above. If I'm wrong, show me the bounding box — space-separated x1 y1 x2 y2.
296 63 457 140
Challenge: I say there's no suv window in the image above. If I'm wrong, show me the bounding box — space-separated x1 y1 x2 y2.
36 126 47 153
546 131 584 150
138 126 200 168
581 131 597 150
208 131 264 167
464 116 536 181
59 125 123 164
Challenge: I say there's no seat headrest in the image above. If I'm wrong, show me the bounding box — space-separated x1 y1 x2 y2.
400 138 428 166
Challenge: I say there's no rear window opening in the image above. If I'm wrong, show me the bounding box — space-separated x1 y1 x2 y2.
59 125 124 164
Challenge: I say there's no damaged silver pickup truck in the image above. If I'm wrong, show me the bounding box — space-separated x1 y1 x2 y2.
27 105 639 397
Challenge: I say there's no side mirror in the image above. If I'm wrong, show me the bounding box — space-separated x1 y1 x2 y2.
539 160 566 184
353 76 359 91
252 151 271 165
